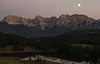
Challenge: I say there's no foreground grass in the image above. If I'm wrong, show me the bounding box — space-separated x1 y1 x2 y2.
0 57 60 64
0 58 23 64
72 44 93 47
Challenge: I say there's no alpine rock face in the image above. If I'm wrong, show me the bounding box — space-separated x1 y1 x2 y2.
0 14 100 37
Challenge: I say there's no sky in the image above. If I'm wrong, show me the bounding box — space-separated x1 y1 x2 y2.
0 0 100 20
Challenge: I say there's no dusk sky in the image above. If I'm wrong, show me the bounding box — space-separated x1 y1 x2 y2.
0 0 100 20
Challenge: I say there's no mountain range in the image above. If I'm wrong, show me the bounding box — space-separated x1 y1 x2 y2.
0 14 100 37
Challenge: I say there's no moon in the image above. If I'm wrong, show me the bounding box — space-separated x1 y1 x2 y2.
78 4 81 7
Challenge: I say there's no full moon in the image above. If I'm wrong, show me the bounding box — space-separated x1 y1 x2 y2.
78 4 81 7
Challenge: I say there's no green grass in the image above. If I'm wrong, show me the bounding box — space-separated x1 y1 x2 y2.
0 45 14 51
4 45 14 51
72 44 93 47
0 60 9 64
0 59 23 64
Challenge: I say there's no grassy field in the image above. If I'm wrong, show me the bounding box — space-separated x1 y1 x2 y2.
72 44 93 47
0 59 23 64
0 57 60 64
0 45 37 53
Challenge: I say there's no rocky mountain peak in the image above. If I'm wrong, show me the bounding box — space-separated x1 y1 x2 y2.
50 16 57 19
0 14 100 37
60 14 70 17
56 14 70 26
2 14 99 30
2 15 30 25
33 15 48 30
35 15 44 20
58 14 70 20
33 15 47 22
71 14 95 22
55 14 96 27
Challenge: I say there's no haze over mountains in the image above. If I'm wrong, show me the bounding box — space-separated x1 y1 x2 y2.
0 14 100 37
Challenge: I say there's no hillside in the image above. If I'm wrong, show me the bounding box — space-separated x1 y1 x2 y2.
0 29 100 63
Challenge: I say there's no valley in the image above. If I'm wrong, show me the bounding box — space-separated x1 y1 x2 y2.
0 29 100 63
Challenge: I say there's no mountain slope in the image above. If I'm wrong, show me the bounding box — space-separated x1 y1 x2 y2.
0 22 41 37
0 14 100 37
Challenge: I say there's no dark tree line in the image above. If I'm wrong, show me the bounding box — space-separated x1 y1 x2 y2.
0 31 100 63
